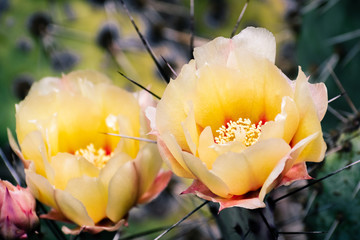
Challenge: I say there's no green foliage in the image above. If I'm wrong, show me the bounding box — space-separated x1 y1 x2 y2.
297 0 360 130
305 127 360 239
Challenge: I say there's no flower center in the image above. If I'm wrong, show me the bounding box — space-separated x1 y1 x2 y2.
75 143 113 169
215 118 262 146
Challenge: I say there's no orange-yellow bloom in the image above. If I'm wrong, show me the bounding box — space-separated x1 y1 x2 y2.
9 70 171 233
151 27 327 210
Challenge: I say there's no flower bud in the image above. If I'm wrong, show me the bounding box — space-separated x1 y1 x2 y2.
0 180 39 240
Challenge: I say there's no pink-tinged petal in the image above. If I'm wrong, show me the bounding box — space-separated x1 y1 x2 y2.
181 102 199 155
182 152 230 198
211 139 290 196
133 144 162 197
158 134 195 178
280 162 312 186
25 170 57 210
145 106 158 135
106 161 138 223
292 68 327 163
1 188 28 228
232 27 276 63
198 126 218 169
65 177 107 224
286 74 328 121
62 219 126 235
50 153 99 190
54 189 95 227
182 180 265 210
259 132 319 201
138 170 172 204
5 185 38 229
216 194 265 211
0 216 26 240
308 82 328 121
181 179 209 195
40 208 69 223
135 89 158 112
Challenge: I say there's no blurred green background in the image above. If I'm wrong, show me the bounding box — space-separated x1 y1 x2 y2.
2 0 360 149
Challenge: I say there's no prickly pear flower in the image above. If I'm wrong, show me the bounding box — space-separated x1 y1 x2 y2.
150 27 327 210
8 70 171 234
0 180 39 240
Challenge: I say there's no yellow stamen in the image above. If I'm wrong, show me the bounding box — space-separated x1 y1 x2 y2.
215 118 262 146
75 143 113 169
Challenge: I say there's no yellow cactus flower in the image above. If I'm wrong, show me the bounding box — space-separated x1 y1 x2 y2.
9 70 171 234
150 27 327 210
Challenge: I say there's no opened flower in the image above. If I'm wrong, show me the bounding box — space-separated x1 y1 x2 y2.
0 180 39 240
151 27 327 210
9 70 171 233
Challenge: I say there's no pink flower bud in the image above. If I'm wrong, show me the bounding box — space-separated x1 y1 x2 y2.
0 180 39 240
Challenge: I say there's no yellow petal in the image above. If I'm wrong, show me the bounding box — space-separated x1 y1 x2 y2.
99 153 132 187
211 141 246 155
7 129 27 167
193 37 232 68
259 132 318 201
50 153 99 190
133 144 162 197
193 27 275 67
260 96 299 143
100 84 141 154
113 114 139 159
159 133 195 178
25 169 57 210
192 60 293 135
156 60 197 152
292 68 326 163
65 70 111 85
15 88 58 148
182 152 230 198
56 91 102 153
232 27 276 63
181 102 199 155
54 189 94 227
198 126 218 169
106 161 138 223
20 131 48 176
211 139 290 195
64 177 107 224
